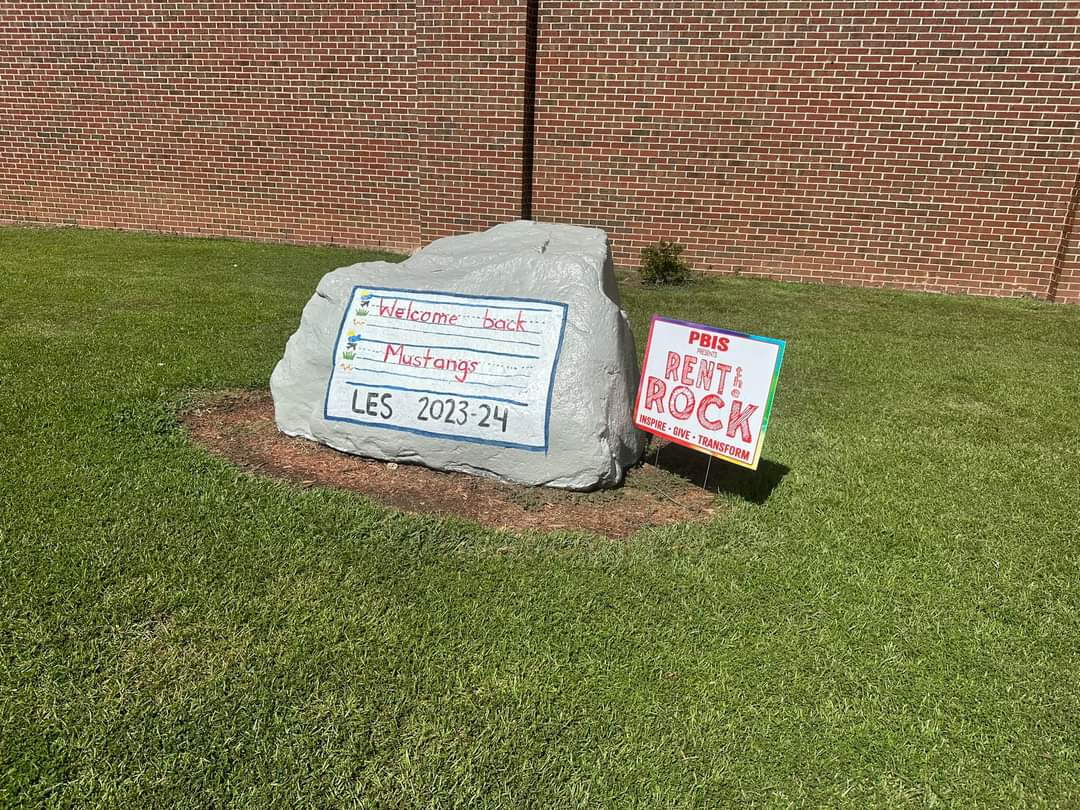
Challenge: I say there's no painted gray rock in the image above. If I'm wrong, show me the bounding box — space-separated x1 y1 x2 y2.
270 220 646 490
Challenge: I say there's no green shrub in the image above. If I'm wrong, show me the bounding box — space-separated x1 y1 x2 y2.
640 240 691 285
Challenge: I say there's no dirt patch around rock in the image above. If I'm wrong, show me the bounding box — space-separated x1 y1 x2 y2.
181 391 722 538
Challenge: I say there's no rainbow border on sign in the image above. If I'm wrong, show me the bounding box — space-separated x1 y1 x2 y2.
636 315 786 470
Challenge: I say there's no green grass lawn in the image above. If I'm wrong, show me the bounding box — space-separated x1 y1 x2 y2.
2 226 1079 808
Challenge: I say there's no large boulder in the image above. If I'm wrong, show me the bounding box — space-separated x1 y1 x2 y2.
270 220 646 490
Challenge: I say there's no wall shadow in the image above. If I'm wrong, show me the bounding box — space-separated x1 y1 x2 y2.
644 441 789 505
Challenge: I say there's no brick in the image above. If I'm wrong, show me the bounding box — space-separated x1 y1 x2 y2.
1 2 1078 302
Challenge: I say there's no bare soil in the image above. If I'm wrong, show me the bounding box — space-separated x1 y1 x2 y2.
181 391 722 538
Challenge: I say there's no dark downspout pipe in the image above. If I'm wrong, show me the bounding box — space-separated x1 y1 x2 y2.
1047 160 1080 302
521 0 539 220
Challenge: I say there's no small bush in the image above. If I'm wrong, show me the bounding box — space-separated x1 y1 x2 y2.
640 240 691 286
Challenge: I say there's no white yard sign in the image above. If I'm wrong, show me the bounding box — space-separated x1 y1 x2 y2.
324 286 568 452
633 316 785 470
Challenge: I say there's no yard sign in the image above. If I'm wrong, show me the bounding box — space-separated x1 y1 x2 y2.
633 316 785 470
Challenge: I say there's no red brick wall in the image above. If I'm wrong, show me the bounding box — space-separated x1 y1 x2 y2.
2 2 1079 302
0 3 419 252
1051 174 1080 304
415 0 525 243
533 1 1080 300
